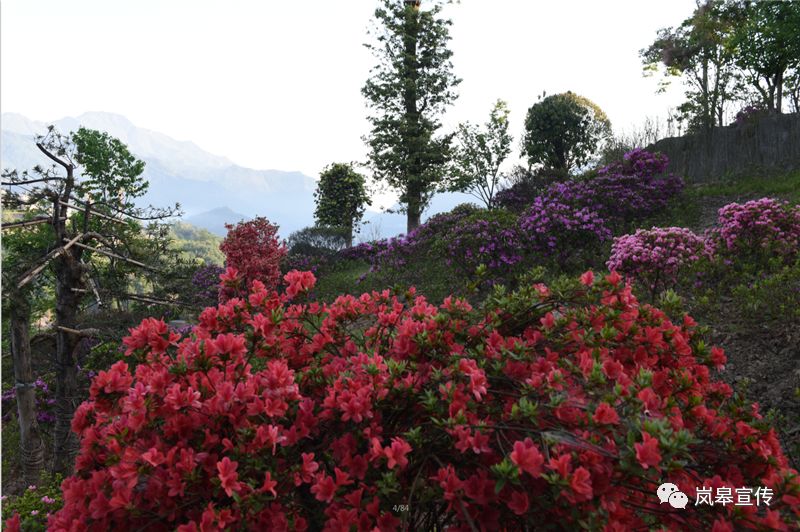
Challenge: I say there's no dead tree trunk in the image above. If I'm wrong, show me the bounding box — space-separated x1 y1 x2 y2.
49 160 88 476
51 253 86 476
8 289 45 485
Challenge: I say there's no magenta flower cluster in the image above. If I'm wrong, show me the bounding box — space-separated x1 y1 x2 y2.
545 153 683 227
190 264 225 306
599 147 669 178
714 198 800 261
519 196 612 256
607 227 711 294
2 378 57 424
445 217 523 278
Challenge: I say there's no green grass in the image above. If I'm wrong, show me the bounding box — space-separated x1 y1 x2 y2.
646 169 800 230
687 169 800 203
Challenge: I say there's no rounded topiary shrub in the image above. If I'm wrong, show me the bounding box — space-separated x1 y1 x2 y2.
44 269 800 531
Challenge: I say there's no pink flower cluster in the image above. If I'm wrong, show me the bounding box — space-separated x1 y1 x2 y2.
714 198 800 261
607 227 711 295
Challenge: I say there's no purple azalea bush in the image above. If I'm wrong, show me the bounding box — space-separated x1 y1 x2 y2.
1 378 56 425
519 196 612 265
445 213 523 281
191 264 225 306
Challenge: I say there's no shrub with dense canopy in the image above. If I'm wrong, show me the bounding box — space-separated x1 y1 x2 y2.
521 91 611 173
40 269 800 530
313 163 371 248
219 217 286 290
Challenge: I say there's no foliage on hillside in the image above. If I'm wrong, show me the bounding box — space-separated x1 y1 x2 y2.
170 221 224 266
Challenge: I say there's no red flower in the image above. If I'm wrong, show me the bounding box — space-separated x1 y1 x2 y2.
510 438 544 477
261 471 278 497
508 491 529 515
710 346 726 369
634 432 662 470
384 437 412 469
310 473 337 503
593 402 620 425
580 270 595 286
216 457 241 497
4 513 20 532
284 270 316 297
568 467 593 502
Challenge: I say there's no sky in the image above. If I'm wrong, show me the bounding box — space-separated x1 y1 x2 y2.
1 0 695 195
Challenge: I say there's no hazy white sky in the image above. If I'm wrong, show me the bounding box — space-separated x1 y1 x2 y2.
1 0 695 180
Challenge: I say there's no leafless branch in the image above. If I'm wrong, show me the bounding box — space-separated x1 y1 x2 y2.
17 233 84 289
67 240 159 271
2 217 65 230
56 326 100 338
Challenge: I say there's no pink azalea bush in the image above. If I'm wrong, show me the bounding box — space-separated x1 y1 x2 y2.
34 268 800 530
607 227 712 298
713 198 800 264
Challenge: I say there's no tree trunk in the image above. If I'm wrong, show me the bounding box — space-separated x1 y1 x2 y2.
345 223 353 248
406 194 421 234
403 5 421 234
51 252 86 476
9 289 45 486
776 70 784 114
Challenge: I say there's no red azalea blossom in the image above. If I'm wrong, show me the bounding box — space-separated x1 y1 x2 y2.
384 437 412 470
510 438 544 477
635 432 662 470
47 270 800 530
593 402 620 425
216 457 241 497
508 491 529 515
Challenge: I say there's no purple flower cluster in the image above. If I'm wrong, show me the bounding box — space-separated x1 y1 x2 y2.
1 378 56 424
283 253 324 275
598 148 669 178
191 264 225 306
519 196 612 258
607 226 711 295
338 240 390 262
713 198 800 261
734 105 764 126
347 210 475 273
446 216 523 278
540 152 683 227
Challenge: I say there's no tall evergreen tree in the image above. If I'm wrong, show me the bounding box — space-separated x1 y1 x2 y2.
362 0 460 233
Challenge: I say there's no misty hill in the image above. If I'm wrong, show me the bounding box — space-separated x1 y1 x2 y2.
1 112 480 240
1 112 317 237
186 207 250 237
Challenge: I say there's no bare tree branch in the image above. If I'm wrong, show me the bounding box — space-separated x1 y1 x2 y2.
17 233 85 289
56 326 100 338
2 217 65 230
36 143 73 171
66 240 159 271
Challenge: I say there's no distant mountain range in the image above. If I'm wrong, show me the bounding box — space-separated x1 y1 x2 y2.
0 112 477 238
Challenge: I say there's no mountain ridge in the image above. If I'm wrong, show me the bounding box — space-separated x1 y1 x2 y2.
1 111 477 240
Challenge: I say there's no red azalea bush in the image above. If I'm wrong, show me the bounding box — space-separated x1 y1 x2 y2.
219 217 287 289
607 227 712 299
47 269 800 531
